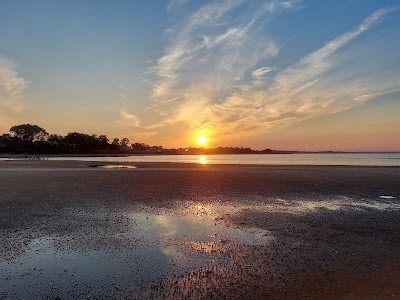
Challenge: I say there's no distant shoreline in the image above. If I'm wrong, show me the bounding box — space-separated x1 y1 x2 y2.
1 160 400 170
2 152 400 168
1 151 400 159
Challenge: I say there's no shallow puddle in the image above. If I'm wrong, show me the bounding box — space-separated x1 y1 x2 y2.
0 205 273 298
229 195 400 214
379 195 395 199
3 196 396 298
88 164 137 169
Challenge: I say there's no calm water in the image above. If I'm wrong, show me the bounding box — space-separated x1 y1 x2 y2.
1 153 400 166
41 153 400 166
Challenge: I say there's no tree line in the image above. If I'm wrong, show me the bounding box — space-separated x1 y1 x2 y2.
0 124 156 154
0 123 275 155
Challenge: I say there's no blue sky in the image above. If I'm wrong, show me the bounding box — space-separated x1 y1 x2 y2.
1 0 399 150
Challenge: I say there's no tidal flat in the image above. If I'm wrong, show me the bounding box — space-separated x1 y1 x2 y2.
1 161 400 299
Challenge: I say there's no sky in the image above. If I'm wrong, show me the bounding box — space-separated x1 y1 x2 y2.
0 0 399 151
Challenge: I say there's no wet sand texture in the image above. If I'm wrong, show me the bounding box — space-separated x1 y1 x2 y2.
0 161 400 299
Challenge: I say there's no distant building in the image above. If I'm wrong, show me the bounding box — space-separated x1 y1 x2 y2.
146 147 162 153
119 144 130 151
177 148 189 155
45 141 59 146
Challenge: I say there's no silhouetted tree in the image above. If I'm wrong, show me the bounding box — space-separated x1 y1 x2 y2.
63 132 91 152
131 142 149 151
10 124 49 142
97 135 109 149
121 138 130 146
0 134 11 145
0 134 12 151
111 138 120 150
48 134 64 142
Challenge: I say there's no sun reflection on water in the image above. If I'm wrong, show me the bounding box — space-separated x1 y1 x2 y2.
194 203 212 215
187 241 219 253
198 155 207 164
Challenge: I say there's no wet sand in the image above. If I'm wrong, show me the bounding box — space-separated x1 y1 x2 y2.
1 160 400 299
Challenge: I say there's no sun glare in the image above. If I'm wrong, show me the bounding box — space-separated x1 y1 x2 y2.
198 155 207 164
197 135 207 145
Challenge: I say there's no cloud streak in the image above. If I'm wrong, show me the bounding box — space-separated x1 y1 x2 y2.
147 2 400 144
167 0 189 12
120 110 140 127
0 57 29 113
252 67 276 78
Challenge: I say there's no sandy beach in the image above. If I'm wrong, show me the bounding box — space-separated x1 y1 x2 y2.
1 160 400 299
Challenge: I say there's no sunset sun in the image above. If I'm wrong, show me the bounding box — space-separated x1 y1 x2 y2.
197 135 207 145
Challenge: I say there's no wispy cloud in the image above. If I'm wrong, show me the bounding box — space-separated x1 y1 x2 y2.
0 57 29 113
162 96 180 103
146 2 400 144
252 67 276 78
144 104 158 111
167 0 189 12
120 110 140 127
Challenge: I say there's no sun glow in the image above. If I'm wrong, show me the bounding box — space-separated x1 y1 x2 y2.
197 135 207 145
198 155 207 164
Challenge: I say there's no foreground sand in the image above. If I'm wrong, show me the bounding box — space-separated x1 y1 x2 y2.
1 160 400 299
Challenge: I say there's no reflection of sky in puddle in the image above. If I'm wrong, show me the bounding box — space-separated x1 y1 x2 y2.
0 205 272 298
273 197 400 213
0 236 170 298
127 208 273 270
131 208 272 247
2 196 396 298
217 195 400 215
379 195 395 199
89 164 137 169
